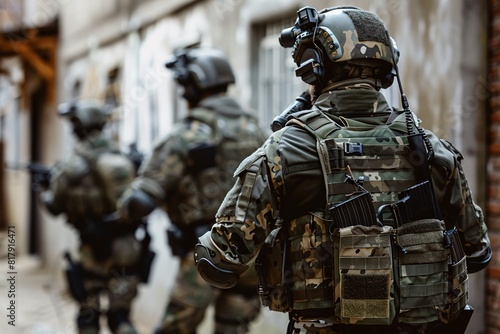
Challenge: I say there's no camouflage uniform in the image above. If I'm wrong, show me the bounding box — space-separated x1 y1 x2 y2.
130 95 265 334
42 131 140 334
197 89 490 334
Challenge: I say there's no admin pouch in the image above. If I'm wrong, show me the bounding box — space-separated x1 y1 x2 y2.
333 224 395 325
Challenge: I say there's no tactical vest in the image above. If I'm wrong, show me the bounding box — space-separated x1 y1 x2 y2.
63 144 135 225
171 105 263 227
256 110 469 326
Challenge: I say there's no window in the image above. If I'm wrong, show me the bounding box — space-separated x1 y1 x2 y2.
252 17 307 131
0 0 23 31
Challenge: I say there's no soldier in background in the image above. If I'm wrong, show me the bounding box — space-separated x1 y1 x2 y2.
119 46 266 333
194 6 492 334
40 100 142 334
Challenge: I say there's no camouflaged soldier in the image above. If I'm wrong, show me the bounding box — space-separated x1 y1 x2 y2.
40 100 141 334
194 6 492 334
119 46 266 334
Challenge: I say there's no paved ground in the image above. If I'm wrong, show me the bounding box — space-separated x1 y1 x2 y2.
0 252 286 334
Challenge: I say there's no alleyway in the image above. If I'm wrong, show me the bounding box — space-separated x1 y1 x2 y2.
0 255 285 334
0 213 286 334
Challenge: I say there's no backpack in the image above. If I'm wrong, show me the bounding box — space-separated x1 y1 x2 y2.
63 143 135 224
256 109 468 326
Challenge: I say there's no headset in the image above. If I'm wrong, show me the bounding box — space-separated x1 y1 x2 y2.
279 6 399 90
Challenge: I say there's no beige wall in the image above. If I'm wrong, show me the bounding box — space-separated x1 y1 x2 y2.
3 0 485 332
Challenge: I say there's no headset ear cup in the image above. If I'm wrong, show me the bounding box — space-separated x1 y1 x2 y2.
381 72 395 89
295 48 325 86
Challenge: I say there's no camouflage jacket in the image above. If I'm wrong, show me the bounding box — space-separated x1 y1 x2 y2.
200 88 490 272
41 132 135 227
131 95 267 227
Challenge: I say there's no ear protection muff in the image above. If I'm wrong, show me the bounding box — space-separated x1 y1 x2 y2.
181 72 203 107
295 48 325 87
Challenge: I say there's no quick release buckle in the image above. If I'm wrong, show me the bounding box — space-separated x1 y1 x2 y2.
344 142 363 155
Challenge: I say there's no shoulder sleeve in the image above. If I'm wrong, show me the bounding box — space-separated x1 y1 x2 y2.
427 131 489 257
209 136 282 265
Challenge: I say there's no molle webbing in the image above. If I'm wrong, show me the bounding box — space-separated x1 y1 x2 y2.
327 179 415 195
449 256 469 319
287 213 335 311
290 112 417 207
396 219 449 323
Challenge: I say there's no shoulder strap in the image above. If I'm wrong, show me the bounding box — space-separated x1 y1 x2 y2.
287 111 343 207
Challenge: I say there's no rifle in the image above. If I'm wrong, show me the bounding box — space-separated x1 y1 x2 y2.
429 304 474 334
4 161 51 190
270 90 312 131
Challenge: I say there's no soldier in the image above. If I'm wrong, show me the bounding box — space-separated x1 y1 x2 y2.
40 100 142 334
194 6 492 334
118 46 266 333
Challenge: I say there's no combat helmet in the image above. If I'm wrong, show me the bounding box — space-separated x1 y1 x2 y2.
280 6 399 91
166 46 235 106
58 99 108 139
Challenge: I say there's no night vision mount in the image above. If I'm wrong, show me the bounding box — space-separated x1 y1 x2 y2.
279 6 324 48
279 7 330 87
165 48 191 85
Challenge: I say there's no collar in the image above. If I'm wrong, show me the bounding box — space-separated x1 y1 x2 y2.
197 95 241 111
315 89 392 114
313 89 393 126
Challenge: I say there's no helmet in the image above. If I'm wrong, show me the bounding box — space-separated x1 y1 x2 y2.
165 47 235 106
58 99 108 139
279 6 398 90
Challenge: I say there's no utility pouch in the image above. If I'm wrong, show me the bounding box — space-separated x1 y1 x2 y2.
255 227 293 312
396 219 449 324
445 227 469 322
333 225 395 325
138 224 156 283
64 252 87 302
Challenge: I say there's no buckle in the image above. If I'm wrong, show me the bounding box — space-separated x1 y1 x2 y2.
344 142 363 155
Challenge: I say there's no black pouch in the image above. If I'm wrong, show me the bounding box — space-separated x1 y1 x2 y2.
139 249 156 283
445 227 468 322
255 227 293 313
166 223 211 257
64 252 87 302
